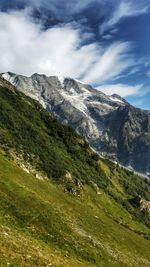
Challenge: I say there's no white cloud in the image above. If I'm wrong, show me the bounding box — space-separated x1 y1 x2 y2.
0 9 97 77
96 83 143 97
0 9 135 83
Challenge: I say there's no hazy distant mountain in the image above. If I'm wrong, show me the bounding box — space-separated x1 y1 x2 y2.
1 72 150 175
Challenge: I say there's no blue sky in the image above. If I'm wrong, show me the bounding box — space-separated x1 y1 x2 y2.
0 0 149 109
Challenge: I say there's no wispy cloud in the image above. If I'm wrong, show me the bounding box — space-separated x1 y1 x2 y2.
83 42 134 84
2 0 149 29
9 0 98 19
96 83 143 97
146 70 150 77
99 0 150 34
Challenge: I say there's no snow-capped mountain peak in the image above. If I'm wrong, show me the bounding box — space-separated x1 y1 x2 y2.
1 72 150 175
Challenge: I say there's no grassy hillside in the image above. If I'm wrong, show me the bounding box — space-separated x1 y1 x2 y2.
0 77 150 266
0 153 150 267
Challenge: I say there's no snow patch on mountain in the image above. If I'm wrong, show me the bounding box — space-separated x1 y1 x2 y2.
60 87 92 116
109 96 124 103
2 73 16 86
57 75 65 87
74 79 87 85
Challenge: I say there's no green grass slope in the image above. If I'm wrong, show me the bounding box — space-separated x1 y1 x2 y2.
0 153 150 267
0 77 150 266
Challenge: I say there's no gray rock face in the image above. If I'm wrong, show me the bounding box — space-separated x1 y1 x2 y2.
1 72 150 175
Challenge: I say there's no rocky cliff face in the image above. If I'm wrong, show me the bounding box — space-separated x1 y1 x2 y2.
1 72 150 175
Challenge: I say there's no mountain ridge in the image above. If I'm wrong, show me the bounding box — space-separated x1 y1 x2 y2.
1 72 150 175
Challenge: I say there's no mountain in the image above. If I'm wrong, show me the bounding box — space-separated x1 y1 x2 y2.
1 72 150 176
0 76 150 266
